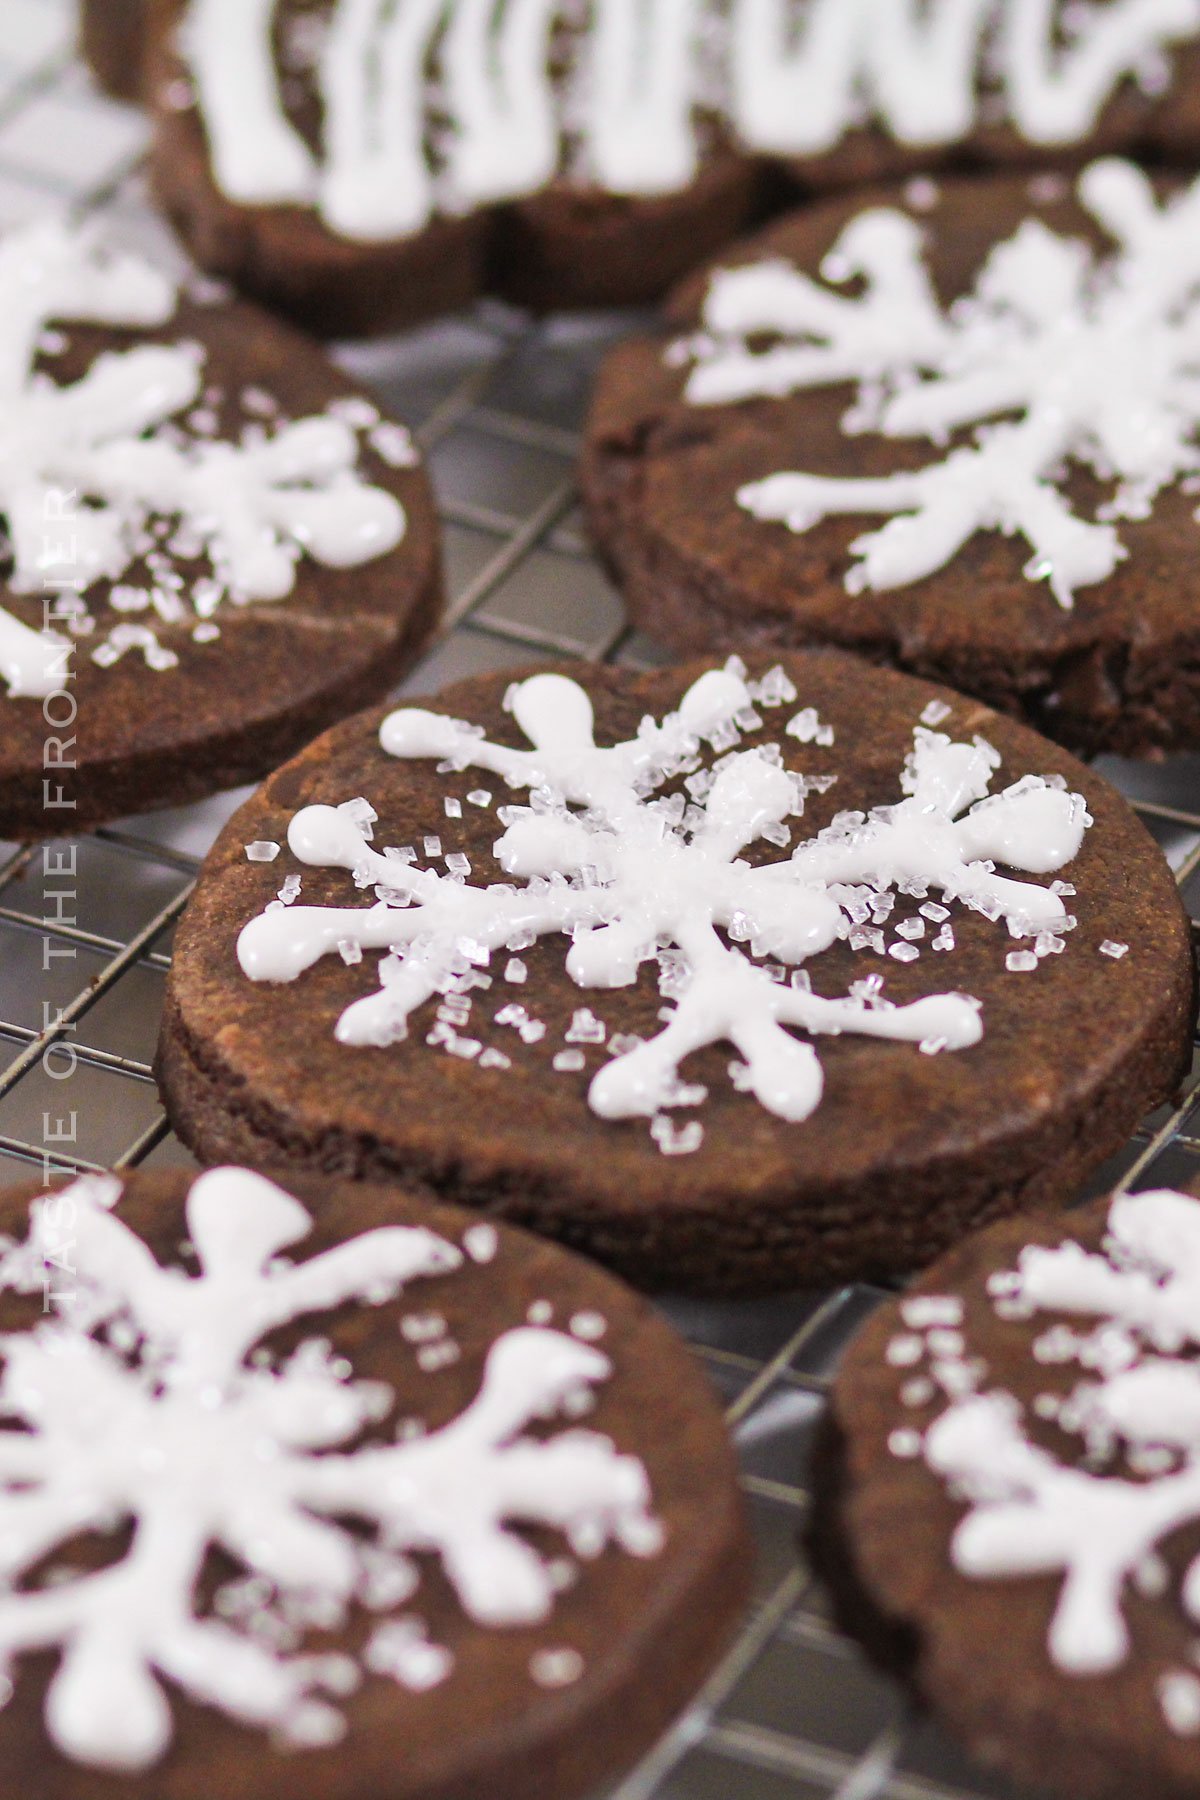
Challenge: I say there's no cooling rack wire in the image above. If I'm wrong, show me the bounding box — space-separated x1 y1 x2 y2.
0 6 1196 1795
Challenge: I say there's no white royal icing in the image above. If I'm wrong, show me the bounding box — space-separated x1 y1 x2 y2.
896 1188 1200 1718
184 0 707 241
729 0 1200 155
181 0 1200 240
236 661 1089 1136
0 1166 659 1770
0 221 406 698
681 159 1200 609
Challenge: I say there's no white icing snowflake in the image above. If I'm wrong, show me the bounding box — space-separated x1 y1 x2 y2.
899 1188 1200 1714
238 660 1089 1136
0 222 405 698
0 1167 657 1771
679 159 1200 609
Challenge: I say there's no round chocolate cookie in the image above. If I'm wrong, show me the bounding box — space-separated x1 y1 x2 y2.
158 650 1195 1295
0 1162 751 1800
583 160 1200 757
817 1175 1200 1800
146 0 762 337
0 223 441 840
80 0 149 101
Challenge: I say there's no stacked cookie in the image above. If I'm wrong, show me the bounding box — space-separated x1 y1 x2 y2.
0 4 1192 1796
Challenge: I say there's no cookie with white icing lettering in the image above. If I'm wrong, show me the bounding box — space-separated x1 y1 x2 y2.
157 651 1194 1295
145 0 762 337
817 1176 1200 1800
584 160 1200 757
143 2 1200 336
738 0 1200 194
0 223 441 840
0 1162 751 1799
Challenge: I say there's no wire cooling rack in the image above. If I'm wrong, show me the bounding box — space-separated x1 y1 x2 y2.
0 6 1197 1796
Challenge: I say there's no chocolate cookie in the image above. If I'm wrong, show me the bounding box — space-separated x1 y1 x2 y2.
0 222 442 840
157 651 1195 1296
818 1175 1200 1800
0 1162 751 1800
583 160 1200 757
80 0 149 101
146 0 762 337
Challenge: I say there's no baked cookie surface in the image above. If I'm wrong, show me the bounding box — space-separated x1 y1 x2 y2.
584 161 1200 757
0 223 441 840
159 652 1194 1294
0 1163 751 1800
819 1175 1200 1800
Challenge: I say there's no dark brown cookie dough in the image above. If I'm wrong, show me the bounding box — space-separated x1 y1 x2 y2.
158 652 1195 1295
0 286 442 841
146 0 764 337
582 168 1200 758
488 150 766 315
80 0 150 102
0 1163 751 1800
817 1174 1200 1800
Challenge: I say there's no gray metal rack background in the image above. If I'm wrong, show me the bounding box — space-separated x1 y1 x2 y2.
0 5 1197 1796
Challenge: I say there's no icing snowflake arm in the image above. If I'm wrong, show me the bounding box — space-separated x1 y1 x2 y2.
786 729 1087 932
0 1511 351 1772
685 213 948 407
590 942 983 1123
4 347 204 595
381 666 755 802
11 1169 462 1386
239 804 605 1044
738 436 1127 606
1012 1190 1200 1351
69 414 406 604
0 338 204 698
304 1327 659 1627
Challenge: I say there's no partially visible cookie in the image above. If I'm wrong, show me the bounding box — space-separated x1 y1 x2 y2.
819 1176 1200 1800
584 160 1200 757
158 651 1194 1295
0 222 442 839
0 1162 751 1800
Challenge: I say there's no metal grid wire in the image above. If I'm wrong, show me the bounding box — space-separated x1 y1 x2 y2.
0 5 1196 1796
